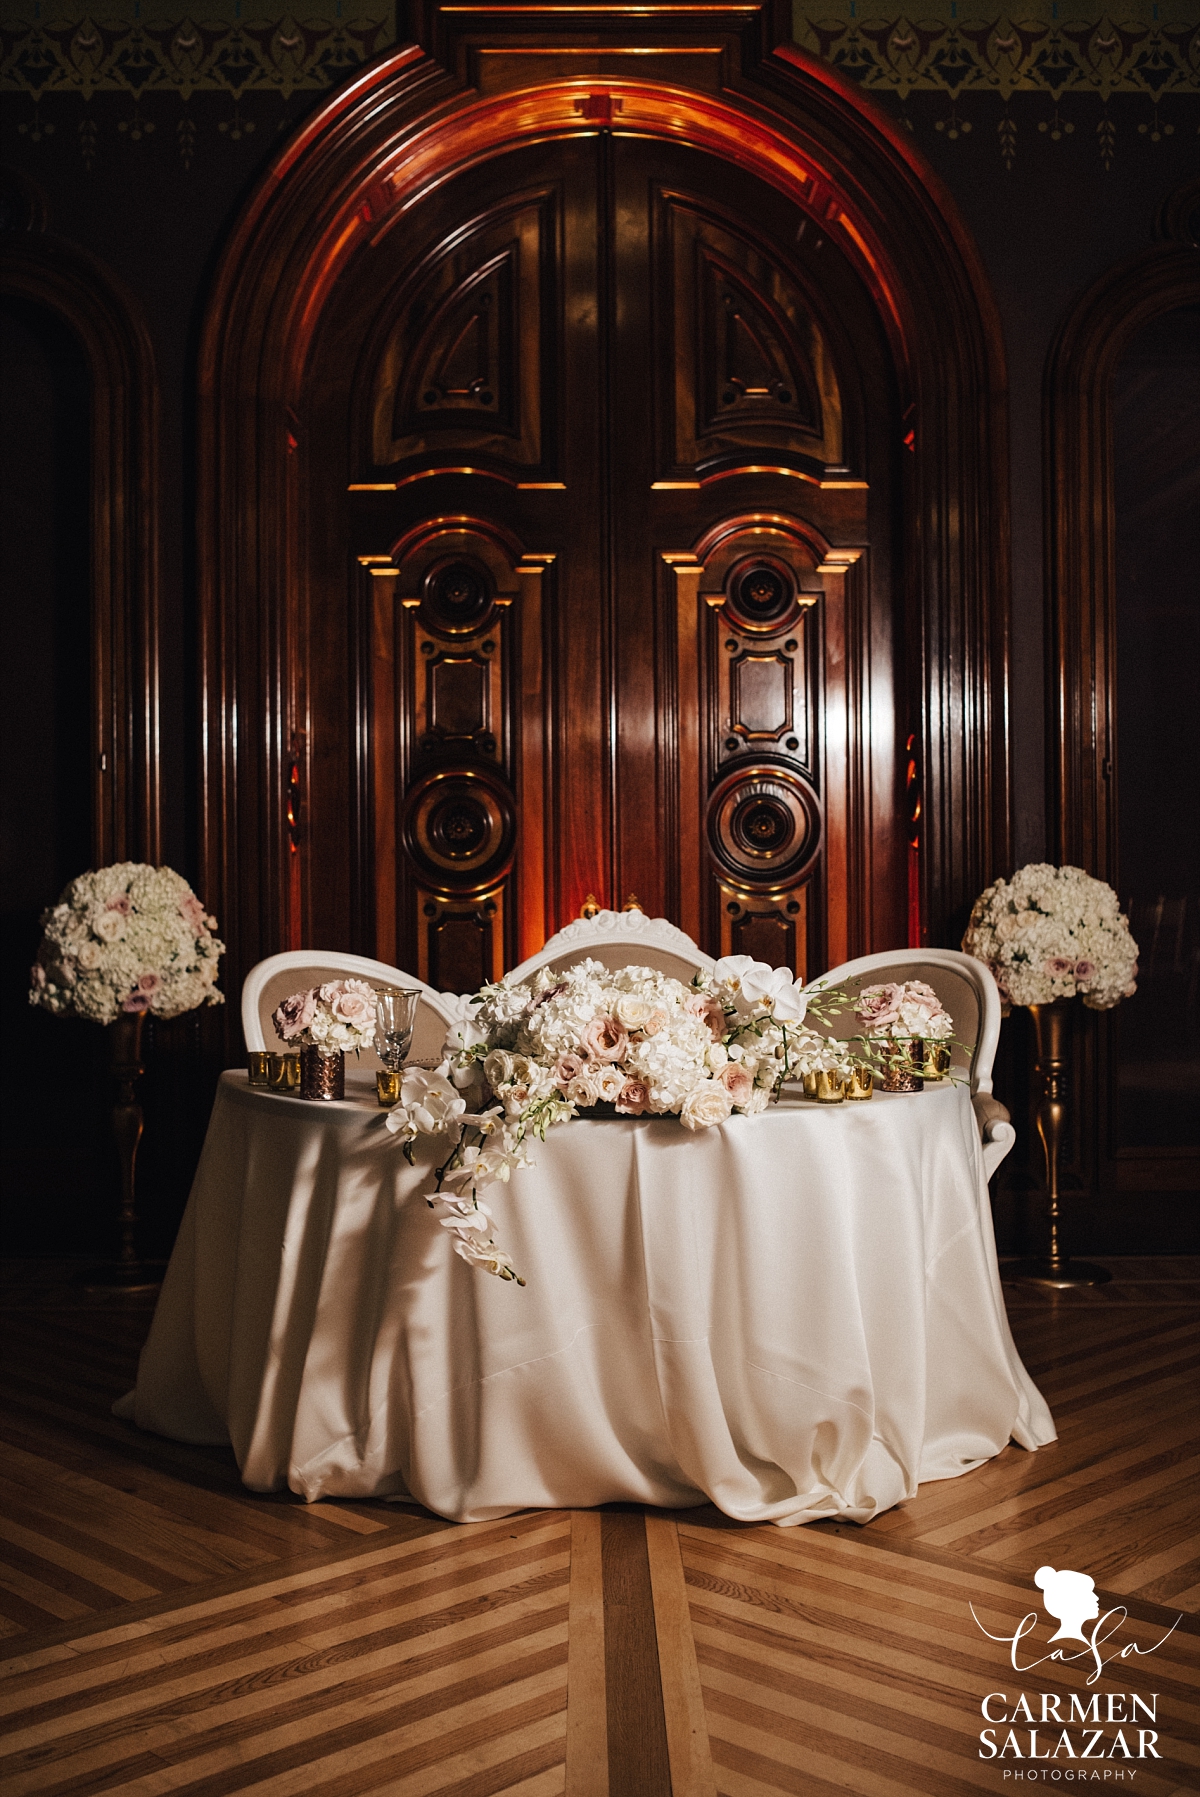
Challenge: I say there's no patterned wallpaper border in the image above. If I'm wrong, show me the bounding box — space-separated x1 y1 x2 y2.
1 3 1197 99
796 12 1199 100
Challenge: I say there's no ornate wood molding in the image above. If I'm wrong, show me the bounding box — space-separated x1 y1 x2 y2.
198 0 1011 1027
1 233 161 866
1044 230 1200 877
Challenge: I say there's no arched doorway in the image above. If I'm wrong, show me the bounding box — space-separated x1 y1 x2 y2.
199 2 1011 1020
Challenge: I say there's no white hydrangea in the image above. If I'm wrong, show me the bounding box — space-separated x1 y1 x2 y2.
963 864 1138 1010
29 863 225 1025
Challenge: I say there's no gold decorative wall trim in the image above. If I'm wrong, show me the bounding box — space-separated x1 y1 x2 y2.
793 9 1199 100
0 13 394 99
4 6 1197 98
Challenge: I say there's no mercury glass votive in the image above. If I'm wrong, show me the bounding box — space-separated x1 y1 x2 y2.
846 1063 875 1100
881 1045 923 1092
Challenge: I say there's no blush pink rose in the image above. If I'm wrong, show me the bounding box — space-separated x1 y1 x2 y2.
137 972 161 992
856 983 904 1028
107 893 133 915
326 979 375 1028
581 1015 629 1063
686 993 727 1039
1045 956 1075 978
553 1052 584 1088
641 1008 668 1037
122 990 152 1012
616 1078 651 1115
1073 959 1096 982
179 894 206 931
30 964 46 988
273 987 317 1042
716 1061 755 1107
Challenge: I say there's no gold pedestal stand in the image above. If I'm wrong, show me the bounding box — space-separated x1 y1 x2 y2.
1008 1001 1110 1289
76 1012 166 1293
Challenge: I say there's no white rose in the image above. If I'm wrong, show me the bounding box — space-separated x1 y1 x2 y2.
680 1081 733 1130
483 1049 515 1089
93 912 127 942
706 1041 728 1069
77 940 104 970
613 994 654 1031
592 1064 626 1102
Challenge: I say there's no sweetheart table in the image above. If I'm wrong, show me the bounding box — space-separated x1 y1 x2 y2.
115 1069 1055 1525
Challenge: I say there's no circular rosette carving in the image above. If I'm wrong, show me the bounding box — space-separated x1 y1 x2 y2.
403 767 516 892
706 764 821 887
723 555 802 636
420 556 497 637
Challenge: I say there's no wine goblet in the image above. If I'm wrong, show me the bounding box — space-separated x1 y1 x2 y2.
375 989 421 1106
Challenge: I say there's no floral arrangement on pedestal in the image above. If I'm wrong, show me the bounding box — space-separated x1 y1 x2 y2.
271 979 379 1054
28 863 225 1023
962 864 1138 1010
386 954 843 1283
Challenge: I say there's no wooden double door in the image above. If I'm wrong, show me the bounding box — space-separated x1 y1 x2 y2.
302 125 905 991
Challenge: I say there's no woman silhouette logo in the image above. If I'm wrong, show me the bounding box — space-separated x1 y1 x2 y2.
1034 1566 1101 1642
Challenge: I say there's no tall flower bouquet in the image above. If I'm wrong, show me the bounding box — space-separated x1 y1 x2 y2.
29 863 224 1023
386 955 845 1282
962 864 1138 1010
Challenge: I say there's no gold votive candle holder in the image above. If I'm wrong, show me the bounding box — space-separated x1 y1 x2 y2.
816 1068 847 1103
918 1041 951 1080
846 1063 874 1100
247 1051 271 1088
801 1069 820 1099
376 1069 402 1107
267 1052 301 1090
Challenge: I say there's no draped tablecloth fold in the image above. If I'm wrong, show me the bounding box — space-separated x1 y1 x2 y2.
115 1071 1054 1524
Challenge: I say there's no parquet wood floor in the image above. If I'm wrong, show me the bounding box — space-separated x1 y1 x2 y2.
1 1259 1197 1796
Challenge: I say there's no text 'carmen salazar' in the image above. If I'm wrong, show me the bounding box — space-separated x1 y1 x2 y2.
980 1692 1160 1761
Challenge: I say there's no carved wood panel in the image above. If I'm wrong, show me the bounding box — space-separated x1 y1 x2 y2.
369 190 557 479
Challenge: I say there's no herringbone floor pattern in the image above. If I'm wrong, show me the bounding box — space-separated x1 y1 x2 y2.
1 1260 1197 1795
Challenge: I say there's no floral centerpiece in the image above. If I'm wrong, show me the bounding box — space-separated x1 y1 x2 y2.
852 979 955 1086
28 863 224 1023
386 954 842 1283
962 864 1138 1010
271 979 379 1054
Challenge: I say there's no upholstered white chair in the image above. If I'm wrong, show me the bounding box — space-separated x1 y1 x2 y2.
807 947 1017 1180
506 908 714 987
240 950 458 1071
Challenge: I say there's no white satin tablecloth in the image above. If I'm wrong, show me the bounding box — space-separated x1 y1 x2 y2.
116 1070 1054 1525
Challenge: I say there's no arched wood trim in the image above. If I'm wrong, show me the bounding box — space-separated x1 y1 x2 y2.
1044 237 1200 876
198 5 1010 1015
1 234 161 866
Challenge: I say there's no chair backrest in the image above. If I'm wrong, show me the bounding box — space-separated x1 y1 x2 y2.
241 951 457 1070
806 948 1002 1093
506 909 714 988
